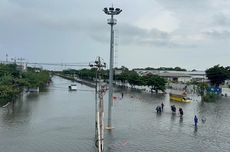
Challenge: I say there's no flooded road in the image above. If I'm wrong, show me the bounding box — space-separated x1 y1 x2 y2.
0 76 230 152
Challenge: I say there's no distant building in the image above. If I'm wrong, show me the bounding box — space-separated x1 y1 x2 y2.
134 69 206 83
16 63 27 72
114 69 122 75
158 72 191 83
225 80 230 85
222 80 230 88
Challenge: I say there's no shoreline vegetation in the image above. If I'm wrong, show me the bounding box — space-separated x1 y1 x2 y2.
0 64 51 106
56 67 167 93
1 64 229 106
55 65 230 102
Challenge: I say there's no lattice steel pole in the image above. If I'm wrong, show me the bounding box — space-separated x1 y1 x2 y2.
103 6 122 129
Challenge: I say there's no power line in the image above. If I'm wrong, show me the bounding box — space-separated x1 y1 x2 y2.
0 60 89 67
27 62 89 67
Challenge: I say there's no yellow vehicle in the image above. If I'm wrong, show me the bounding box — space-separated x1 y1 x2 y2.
169 93 192 103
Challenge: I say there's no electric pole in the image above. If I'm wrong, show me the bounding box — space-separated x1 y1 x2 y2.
103 6 122 129
90 57 106 152
6 53 8 63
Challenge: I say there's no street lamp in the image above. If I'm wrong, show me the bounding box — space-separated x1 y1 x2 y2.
103 6 122 129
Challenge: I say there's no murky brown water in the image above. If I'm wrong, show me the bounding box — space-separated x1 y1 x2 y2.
0 76 230 152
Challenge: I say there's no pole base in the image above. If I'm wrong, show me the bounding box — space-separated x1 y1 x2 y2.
105 126 114 130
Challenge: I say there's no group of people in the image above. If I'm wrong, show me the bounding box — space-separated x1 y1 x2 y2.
156 103 164 113
170 105 184 117
155 103 200 127
156 103 184 117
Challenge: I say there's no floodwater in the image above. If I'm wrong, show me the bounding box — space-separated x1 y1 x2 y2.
0 76 230 152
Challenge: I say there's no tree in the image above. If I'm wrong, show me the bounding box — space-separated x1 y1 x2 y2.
174 67 187 71
22 70 49 88
142 75 167 93
197 82 208 96
206 65 229 86
0 85 19 104
115 70 129 85
127 70 141 87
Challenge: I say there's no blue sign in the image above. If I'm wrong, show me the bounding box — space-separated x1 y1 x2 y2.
207 87 222 94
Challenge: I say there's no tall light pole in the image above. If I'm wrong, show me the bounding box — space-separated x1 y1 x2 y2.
103 6 122 129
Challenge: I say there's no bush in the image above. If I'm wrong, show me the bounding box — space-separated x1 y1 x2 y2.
202 93 219 102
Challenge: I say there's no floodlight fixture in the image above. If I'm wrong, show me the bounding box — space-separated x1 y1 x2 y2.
103 6 122 16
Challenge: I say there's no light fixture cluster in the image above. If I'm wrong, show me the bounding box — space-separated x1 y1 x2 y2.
103 7 122 15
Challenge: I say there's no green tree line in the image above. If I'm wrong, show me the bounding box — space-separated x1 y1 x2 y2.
134 66 187 71
0 64 50 105
61 64 230 95
60 67 167 93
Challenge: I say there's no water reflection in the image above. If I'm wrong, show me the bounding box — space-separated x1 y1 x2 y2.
193 126 198 136
1 96 32 128
171 112 176 121
26 93 40 100
179 116 183 124
156 111 162 117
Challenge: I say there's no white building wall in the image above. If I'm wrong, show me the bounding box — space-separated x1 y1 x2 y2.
178 77 191 83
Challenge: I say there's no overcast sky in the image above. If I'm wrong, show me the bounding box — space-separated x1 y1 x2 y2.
0 0 230 70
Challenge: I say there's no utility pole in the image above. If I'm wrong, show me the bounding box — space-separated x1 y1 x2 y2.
6 53 8 63
103 6 122 129
11 57 16 64
90 57 106 152
17 57 25 64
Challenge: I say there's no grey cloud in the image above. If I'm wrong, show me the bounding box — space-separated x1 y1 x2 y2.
91 23 173 47
90 34 109 44
204 30 230 39
212 13 230 26
115 24 195 48
203 12 230 39
38 17 84 31
158 0 211 12
90 22 198 48
120 24 169 39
